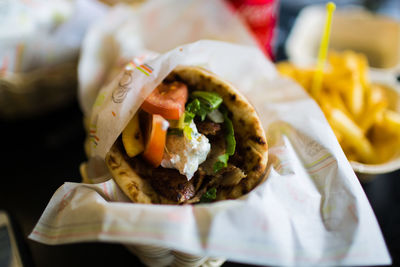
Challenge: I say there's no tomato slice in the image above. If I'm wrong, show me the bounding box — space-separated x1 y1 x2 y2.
142 113 169 167
141 81 188 120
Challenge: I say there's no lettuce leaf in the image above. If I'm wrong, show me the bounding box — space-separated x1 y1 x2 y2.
213 106 236 173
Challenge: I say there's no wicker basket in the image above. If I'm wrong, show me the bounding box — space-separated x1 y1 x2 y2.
0 61 78 119
126 244 225 267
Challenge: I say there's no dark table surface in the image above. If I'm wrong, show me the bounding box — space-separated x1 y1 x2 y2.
1 1 400 266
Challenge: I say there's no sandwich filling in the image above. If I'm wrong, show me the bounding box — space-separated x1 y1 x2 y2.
106 66 268 205
161 121 211 180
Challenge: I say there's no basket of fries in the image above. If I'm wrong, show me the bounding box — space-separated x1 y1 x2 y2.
277 51 400 180
280 4 400 180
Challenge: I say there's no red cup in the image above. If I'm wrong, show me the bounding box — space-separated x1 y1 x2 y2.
226 0 279 60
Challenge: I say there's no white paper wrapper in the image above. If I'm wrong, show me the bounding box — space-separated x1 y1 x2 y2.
77 0 258 116
30 1 391 266
30 39 391 266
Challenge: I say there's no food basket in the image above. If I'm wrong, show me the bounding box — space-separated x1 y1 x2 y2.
0 62 78 119
285 4 400 180
0 0 108 119
126 245 225 267
350 72 400 181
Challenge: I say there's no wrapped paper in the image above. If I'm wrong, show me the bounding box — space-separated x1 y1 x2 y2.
77 0 258 115
30 1 391 266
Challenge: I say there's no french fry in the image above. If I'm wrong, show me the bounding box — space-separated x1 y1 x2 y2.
277 63 314 90
355 53 370 89
371 119 400 162
276 62 296 77
296 69 315 90
340 139 359 162
343 77 364 118
369 122 393 143
359 101 386 133
373 139 400 163
367 84 387 107
331 125 344 144
328 108 375 163
329 90 351 116
381 110 400 134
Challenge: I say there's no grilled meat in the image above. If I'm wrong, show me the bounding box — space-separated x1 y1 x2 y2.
196 121 221 136
148 168 195 203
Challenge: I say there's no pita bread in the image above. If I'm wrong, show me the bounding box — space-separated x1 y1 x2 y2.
106 66 268 204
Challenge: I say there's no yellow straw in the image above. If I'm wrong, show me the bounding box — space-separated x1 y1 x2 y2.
311 2 336 98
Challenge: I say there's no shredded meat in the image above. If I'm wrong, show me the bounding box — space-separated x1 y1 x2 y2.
119 121 247 204
198 134 226 175
148 168 195 203
219 164 246 186
191 168 207 192
122 147 195 203
196 121 221 136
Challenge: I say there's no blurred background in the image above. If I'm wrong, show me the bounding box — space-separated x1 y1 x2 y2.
0 0 399 266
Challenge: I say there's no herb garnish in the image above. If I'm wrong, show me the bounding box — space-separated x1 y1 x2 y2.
200 187 217 203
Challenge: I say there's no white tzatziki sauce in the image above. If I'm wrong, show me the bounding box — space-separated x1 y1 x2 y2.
161 121 211 180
